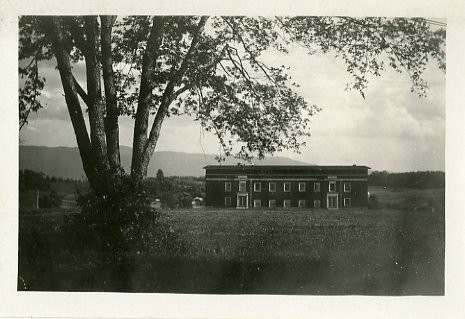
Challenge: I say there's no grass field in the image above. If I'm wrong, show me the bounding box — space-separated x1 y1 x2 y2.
18 186 444 294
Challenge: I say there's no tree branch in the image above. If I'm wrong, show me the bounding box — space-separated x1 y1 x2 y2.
138 16 209 179
100 15 121 171
131 16 167 181
67 17 88 56
83 16 109 173
340 17 420 92
223 18 277 86
43 16 98 188
226 46 254 88
72 75 90 106
19 105 33 131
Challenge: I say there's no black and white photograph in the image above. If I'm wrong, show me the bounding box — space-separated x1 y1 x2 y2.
1 1 465 318
16 14 446 294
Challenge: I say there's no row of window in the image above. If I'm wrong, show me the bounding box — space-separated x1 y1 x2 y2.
225 181 351 193
224 198 352 208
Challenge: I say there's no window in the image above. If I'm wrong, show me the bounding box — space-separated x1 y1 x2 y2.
344 198 351 207
298 182 306 192
237 195 248 208
327 194 338 208
269 182 276 192
254 199 261 208
254 182 261 192
314 200 321 208
225 182 231 192
298 200 306 208
329 181 336 192
314 182 321 192
269 199 276 208
239 181 246 192
225 197 231 206
284 199 291 208
284 182 291 192
344 182 351 192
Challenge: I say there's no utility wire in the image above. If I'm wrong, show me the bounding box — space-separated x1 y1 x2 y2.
424 19 447 27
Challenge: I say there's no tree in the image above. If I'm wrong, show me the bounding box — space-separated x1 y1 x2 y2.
19 169 51 192
19 16 446 195
156 169 165 183
156 168 164 194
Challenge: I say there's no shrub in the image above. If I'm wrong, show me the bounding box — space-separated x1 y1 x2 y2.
39 190 62 208
63 174 186 261
368 194 381 209
19 169 51 192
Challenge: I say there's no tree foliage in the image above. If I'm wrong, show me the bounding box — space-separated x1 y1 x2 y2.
145 176 205 208
19 16 446 192
368 171 445 189
19 169 51 192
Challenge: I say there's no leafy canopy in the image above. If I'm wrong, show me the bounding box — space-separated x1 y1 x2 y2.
19 16 446 160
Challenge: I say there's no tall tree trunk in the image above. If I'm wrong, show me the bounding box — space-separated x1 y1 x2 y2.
136 17 209 180
100 15 121 174
83 16 110 181
44 17 100 190
131 17 166 183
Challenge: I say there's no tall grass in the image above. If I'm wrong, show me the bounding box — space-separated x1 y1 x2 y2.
18 187 444 294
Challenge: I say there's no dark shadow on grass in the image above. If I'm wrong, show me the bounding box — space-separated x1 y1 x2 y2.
18 195 444 294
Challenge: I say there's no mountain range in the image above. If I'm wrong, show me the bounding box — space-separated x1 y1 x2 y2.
19 145 308 179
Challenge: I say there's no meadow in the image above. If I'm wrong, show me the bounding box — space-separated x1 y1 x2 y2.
18 186 444 294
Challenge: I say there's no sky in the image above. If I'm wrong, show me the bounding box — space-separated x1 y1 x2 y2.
19 37 446 173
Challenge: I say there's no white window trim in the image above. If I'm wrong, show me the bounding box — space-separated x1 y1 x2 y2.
314 182 320 192
327 194 338 209
298 199 306 208
254 182 261 192
269 199 276 208
344 182 351 192
344 198 351 207
269 182 276 192
254 199 261 208
236 194 249 209
329 181 336 192
225 182 231 192
284 199 291 208
225 197 231 206
284 182 291 192
239 181 247 192
314 199 321 208
298 182 306 192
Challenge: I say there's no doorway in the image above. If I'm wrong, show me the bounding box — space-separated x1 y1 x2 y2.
237 194 248 209
327 194 338 209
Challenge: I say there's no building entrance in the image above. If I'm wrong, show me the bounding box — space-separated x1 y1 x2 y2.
237 194 248 208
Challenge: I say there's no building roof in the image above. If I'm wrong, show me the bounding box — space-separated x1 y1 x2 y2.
204 165 370 170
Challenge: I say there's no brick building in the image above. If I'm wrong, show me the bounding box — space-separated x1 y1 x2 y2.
204 165 370 209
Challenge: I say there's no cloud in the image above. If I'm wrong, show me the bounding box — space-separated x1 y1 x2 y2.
22 60 88 122
280 134 445 172
257 47 445 171
116 114 220 154
20 118 77 147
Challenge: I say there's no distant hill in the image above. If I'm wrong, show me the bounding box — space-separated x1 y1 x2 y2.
19 145 309 179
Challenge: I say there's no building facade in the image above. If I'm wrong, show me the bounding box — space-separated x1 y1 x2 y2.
204 165 370 209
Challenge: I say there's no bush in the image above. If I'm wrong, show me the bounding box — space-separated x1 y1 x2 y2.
19 169 51 192
64 175 186 260
368 194 381 209
39 190 62 208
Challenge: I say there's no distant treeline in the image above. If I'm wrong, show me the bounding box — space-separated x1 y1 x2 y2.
19 169 86 192
368 171 445 189
144 172 205 208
